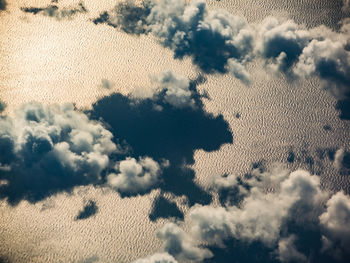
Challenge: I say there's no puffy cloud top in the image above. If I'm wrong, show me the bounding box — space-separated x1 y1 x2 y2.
107 157 164 196
0 102 118 203
320 191 350 254
151 70 195 108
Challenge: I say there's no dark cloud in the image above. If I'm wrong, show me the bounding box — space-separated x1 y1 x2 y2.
89 72 233 205
0 0 6 11
93 0 152 35
149 194 184 221
21 1 87 20
75 200 98 220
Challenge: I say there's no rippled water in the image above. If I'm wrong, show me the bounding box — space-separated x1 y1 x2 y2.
0 0 349 262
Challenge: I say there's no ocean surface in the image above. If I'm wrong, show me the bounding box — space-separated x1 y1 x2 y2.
0 0 349 262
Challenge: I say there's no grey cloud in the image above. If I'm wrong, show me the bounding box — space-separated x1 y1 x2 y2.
256 17 310 74
294 38 350 99
132 253 178 263
319 191 350 255
93 0 152 35
157 222 213 261
276 235 307 263
107 156 165 196
343 0 350 12
21 1 87 20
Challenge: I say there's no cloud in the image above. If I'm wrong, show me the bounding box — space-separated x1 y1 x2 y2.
333 149 350 175
342 0 350 12
75 200 98 220
89 73 232 206
93 1 350 118
151 70 196 108
256 17 310 74
319 191 350 255
157 222 213 261
293 36 350 100
21 1 87 20
0 0 6 11
276 235 307 263
107 156 165 196
0 102 118 204
132 253 178 263
191 166 326 246
93 0 152 35
93 0 254 82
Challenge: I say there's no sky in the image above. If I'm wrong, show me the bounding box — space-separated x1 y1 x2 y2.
0 0 350 263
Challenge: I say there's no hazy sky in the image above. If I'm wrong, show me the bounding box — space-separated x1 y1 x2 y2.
0 1 350 263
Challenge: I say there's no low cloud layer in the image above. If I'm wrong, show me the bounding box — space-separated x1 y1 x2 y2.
21 1 87 20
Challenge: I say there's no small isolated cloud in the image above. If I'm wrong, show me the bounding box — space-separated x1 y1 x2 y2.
75 200 98 220
107 157 165 196
0 0 6 11
21 1 87 20
157 222 213 261
319 191 350 255
132 253 178 263
151 70 195 108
